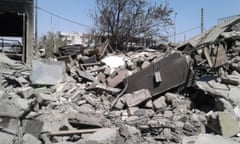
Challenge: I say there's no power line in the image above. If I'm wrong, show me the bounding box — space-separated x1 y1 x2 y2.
176 26 201 36
169 26 200 38
37 6 91 28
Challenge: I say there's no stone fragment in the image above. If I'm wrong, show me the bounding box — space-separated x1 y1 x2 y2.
86 83 121 94
229 86 240 105
182 134 239 144
0 132 16 144
0 118 19 134
86 128 118 144
134 109 155 117
215 98 233 111
141 61 151 69
23 120 44 138
78 104 95 113
119 125 141 144
127 107 139 116
97 72 106 83
207 112 240 137
125 89 152 107
76 69 99 83
23 133 42 144
36 92 57 106
16 87 34 99
68 113 104 128
153 96 167 110
0 95 31 118
114 97 125 110
107 70 128 87
164 110 173 118
144 100 153 108
218 112 240 137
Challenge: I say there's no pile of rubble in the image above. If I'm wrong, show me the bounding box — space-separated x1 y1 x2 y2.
2 17 240 144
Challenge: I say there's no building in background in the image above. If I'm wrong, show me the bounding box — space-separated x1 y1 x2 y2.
60 32 90 47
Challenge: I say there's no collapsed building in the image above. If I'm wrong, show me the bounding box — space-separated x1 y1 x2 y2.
1 6 240 143
0 0 33 64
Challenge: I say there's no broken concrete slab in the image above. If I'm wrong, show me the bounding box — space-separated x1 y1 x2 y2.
30 60 65 85
144 100 153 108
218 112 240 137
86 83 121 94
119 124 141 144
215 98 234 112
23 120 44 138
107 70 128 87
134 109 155 117
182 134 240 144
197 80 240 105
207 112 240 137
153 96 167 110
0 131 16 144
16 87 34 99
23 133 42 144
0 118 19 134
0 94 32 118
124 89 152 107
68 112 110 128
76 69 99 83
127 107 139 116
78 104 95 113
85 128 118 144
228 86 240 105
114 97 125 109
196 80 229 97
36 92 57 106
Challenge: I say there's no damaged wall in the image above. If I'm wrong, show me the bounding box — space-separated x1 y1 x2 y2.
0 0 34 64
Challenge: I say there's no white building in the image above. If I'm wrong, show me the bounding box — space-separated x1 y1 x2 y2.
60 32 90 47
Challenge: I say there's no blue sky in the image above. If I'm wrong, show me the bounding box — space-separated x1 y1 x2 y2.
38 0 240 42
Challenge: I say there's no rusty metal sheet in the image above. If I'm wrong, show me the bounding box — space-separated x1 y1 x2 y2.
107 70 128 87
126 52 193 96
82 55 97 64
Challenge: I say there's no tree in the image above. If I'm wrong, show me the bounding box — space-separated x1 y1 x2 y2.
93 0 173 50
38 31 66 57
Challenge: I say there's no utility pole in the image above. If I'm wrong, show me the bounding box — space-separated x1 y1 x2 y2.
174 12 177 43
35 0 38 47
201 8 204 33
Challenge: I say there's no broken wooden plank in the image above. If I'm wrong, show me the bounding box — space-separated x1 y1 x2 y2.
76 69 99 83
50 128 103 136
86 83 121 94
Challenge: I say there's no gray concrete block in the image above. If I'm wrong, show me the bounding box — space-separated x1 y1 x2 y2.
23 133 42 144
125 89 152 107
153 96 167 110
86 128 118 144
218 112 240 137
182 134 239 144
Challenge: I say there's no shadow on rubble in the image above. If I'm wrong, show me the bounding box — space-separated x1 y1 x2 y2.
188 89 216 113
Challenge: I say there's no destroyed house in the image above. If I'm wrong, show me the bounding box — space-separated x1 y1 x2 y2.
0 0 33 64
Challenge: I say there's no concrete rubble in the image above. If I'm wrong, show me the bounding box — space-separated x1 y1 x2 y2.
2 17 240 144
